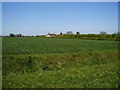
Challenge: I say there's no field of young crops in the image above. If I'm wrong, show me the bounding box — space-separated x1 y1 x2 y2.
2 37 118 55
2 37 118 88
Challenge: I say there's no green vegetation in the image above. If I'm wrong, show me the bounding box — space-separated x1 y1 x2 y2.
7 32 120 41
2 37 119 88
56 34 120 41
2 37 118 55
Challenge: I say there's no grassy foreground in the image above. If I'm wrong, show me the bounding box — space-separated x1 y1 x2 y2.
2 37 119 88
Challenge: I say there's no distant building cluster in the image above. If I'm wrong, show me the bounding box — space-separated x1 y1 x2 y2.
46 33 57 37
46 31 74 37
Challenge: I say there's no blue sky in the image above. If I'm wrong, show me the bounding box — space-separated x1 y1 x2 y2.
2 2 118 35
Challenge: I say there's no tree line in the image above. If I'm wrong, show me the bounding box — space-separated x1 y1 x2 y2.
53 31 120 41
57 31 120 41
9 33 22 37
8 31 120 41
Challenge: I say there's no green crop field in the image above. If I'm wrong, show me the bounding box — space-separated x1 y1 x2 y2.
2 37 119 88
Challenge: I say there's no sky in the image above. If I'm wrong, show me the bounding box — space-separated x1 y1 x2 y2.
2 0 120 2
2 2 118 35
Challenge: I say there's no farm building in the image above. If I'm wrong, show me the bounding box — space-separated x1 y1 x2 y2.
46 33 57 37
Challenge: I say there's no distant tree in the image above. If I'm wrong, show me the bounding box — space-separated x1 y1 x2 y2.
60 32 63 35
118 32 120 35
76 32 80 35
9 33 14 37
19 34 22 37
36 35 39 37
66 31 73 35
100 31 107 35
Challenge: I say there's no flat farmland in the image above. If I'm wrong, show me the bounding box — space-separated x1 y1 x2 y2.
2 37 118 88
2 37 118 55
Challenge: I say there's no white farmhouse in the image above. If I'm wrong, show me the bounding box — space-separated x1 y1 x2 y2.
46 33 57 37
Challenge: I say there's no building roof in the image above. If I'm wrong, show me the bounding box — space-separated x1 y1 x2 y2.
47 33 56 35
